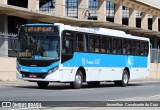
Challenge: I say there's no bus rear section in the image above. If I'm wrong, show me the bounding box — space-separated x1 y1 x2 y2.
60 29 150 89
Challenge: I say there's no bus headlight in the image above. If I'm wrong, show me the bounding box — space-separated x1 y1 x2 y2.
48 66 59 74
17 67 21 73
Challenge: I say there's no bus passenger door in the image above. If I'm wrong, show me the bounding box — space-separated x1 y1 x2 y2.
61 31 74 81
61 31 74 63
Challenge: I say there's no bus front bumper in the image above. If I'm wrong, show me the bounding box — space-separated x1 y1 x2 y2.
16 70 61 82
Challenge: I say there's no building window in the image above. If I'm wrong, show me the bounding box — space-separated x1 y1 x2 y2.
106 2 115 18
8 0 27 8
122 6 129 18
39 0 55 14
66 0 78 18
148 17 152 30
136 11 141 18
88 0 98 20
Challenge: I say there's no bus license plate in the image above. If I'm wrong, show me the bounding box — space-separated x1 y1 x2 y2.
29 74 37 78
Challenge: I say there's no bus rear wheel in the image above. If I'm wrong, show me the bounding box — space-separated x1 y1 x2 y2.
114 70 129 87
37 81 49 89
70 70 83 89
87 81 100 87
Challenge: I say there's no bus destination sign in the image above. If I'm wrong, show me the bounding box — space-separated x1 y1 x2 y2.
26 27 54 32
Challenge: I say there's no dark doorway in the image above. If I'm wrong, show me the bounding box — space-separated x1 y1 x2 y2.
8 0 28 8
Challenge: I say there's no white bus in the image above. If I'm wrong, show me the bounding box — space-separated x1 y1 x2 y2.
16 23 150 89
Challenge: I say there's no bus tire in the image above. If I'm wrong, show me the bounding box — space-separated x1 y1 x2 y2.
70 70 83 89
87 81 100 87
37 81 49 89
114 70 129 87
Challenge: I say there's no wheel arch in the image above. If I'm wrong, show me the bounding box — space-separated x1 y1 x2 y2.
124 67 130 80
77 66 86 82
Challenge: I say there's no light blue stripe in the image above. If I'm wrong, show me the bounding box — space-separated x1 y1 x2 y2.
63 52 148 68
18 61 59 73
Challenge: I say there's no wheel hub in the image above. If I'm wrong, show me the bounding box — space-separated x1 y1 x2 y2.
123 73 128 84
75 74 82 85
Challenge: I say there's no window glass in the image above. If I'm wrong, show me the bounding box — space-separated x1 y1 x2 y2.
144 42 149 56
140 41 145 55
76 33 88 52
94 36 100 52
101 36 112 53
123 39 131 55
112 38 122 54
89 35 94 52
101 36 107 53
76 33 84 52
132 40 140 55
62 31 74 54
89 35 100 53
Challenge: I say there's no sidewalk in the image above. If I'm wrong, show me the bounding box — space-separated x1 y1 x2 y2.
0 80 36 87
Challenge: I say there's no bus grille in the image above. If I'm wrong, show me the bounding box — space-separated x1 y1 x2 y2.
21 72 48 79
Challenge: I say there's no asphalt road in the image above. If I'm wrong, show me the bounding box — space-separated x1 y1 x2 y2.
0 80 160 102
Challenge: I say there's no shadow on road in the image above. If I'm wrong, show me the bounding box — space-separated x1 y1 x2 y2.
12 82 143 90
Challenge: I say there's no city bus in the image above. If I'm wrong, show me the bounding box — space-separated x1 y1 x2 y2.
16 23 150 89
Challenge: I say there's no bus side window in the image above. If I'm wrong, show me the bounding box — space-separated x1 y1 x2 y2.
140 41 145 55
106 37 112 53
89 36 94 52
100 36 111 53
112 38 117 54
100 36 107 53
144 42 149 56
112 38 122 54
123 39 131 55
76 33 87 52
122 39 127 54
132 40 140 55
94 36 100 52
117 39 122 54
135 41 140 55
63 40 73 54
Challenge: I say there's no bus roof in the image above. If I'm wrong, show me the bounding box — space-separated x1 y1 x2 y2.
62 24 149 41
22 23 149 41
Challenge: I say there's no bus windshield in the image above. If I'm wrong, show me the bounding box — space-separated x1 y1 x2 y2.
18 34 60 60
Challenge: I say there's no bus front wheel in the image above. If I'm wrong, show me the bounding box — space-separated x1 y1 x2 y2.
70 70 83 89
114 70 129 87
37 81 49 89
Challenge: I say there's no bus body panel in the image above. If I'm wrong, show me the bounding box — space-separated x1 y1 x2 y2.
130 68 149 80
17 69 62 82
61 52 149 81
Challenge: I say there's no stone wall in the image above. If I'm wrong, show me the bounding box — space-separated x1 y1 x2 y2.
0 57 16 81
